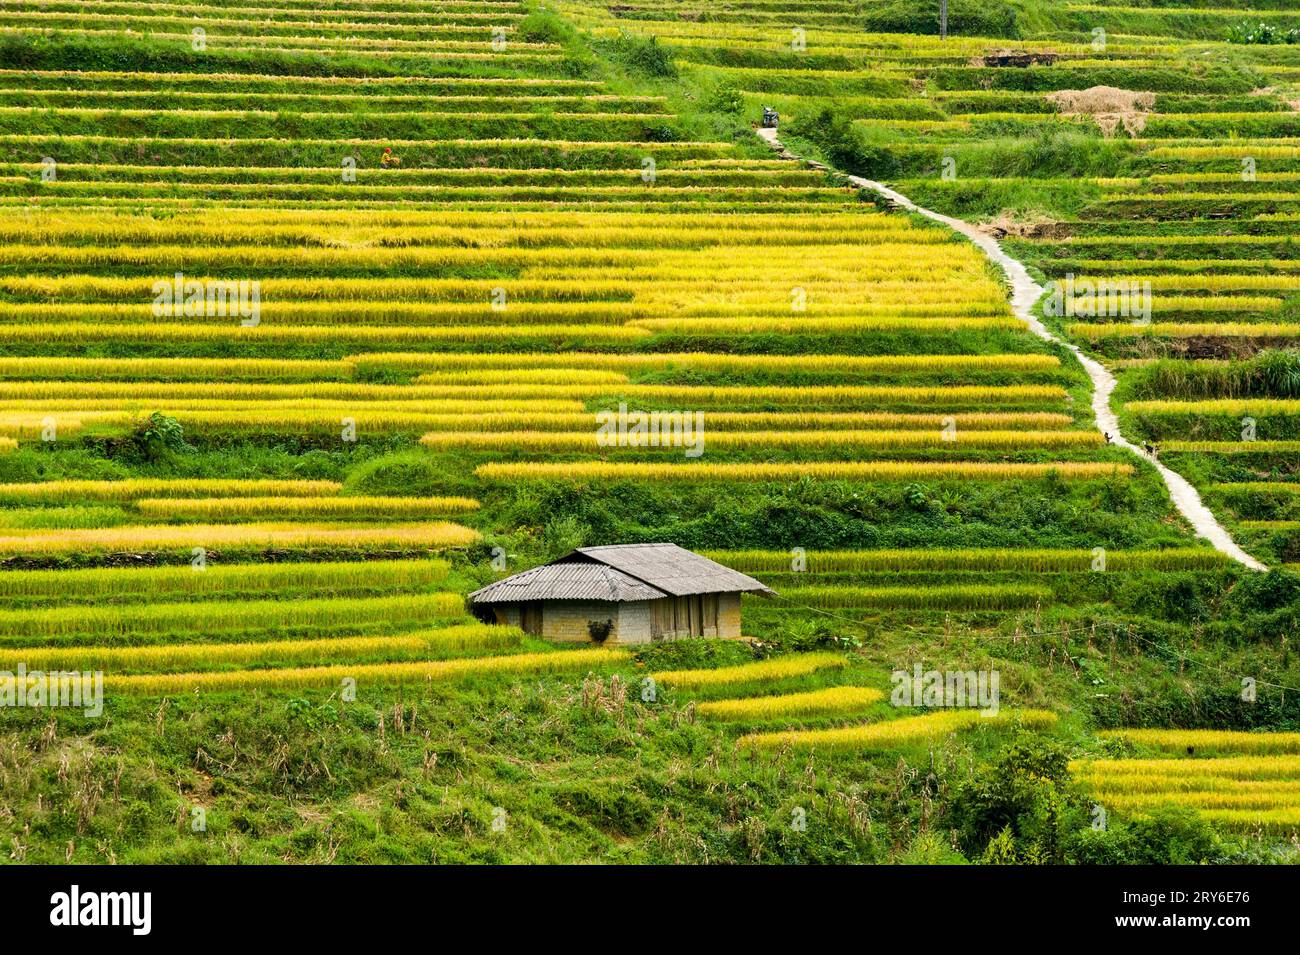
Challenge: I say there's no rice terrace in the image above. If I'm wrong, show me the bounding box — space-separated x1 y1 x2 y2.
0 0 1299 874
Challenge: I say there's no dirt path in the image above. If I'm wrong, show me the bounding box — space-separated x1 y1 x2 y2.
757 127 1267 571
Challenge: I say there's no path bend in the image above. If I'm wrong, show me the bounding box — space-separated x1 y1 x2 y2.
757 127 1267 571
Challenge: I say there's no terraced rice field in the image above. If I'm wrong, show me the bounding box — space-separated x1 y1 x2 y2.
562 0 1300 568
1077 731 1300 831
0 0 1185 655
1 0 1297 866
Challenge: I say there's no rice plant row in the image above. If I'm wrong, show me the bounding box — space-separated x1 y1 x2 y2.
0 624 521 674
0 409 1079 436
0 521 480 556
421 430 1100 452
1215 483 1300 496
0 300 1004 328
1163 442 1300 454
1071 755 1300 783
1098 729 1300 756
0 356 352 381
0 322 650 346
100 648 630 695
475 461 1134 483
0 378 1061 408
0 593 467 642
4 241 974 274
707 548 1229 574
771 584 1053 611
738 710 1059 751
652 653 847 690
0 558 448 602
133 496 480 521
1074 750 1300 831
353 351 1062 376
0 479 341 504
1073 323 1300 340
696 686 885 721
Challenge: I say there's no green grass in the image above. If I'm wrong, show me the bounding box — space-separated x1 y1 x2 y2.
0 0 1295 866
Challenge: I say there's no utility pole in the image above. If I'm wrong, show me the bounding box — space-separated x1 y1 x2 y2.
940 0 948 39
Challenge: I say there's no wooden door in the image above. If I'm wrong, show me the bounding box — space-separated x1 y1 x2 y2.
702 594 718 635
652 598 672 638
520 601 542 636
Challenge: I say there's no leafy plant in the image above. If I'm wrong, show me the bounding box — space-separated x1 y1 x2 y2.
134 412 190 461
1227 21 1300 45
704 82 744 114
948 737 1085 862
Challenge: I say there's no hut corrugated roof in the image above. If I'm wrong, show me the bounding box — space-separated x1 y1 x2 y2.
469 562 665 604
567 543 773 597
470 543 774 603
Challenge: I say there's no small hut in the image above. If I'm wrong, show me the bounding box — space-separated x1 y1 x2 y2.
469 543 774 644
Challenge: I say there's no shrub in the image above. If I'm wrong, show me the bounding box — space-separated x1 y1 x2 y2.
948 738 1084 862
704 82 744 114
1069 806 1222 865
1229 568 1300 614
602 33 676 79
789 107 898 180
133 412 190 462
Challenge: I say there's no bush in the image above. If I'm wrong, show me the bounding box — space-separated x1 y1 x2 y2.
1229 568 1300 615
1069 806 1222 864
947 737 1086 862
601 33 677 79
120 413 191 463
704 82 744 114
788 107 898 179
517 7 575 45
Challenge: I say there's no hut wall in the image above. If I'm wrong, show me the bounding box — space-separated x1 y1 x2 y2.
617 600 654 644
490 592 744 643
539 600 621 643
718 593 743 638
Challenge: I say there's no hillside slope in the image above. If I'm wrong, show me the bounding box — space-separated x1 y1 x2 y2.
0 0 1296 864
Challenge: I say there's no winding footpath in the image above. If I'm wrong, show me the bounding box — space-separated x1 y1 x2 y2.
757 127 1267 571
